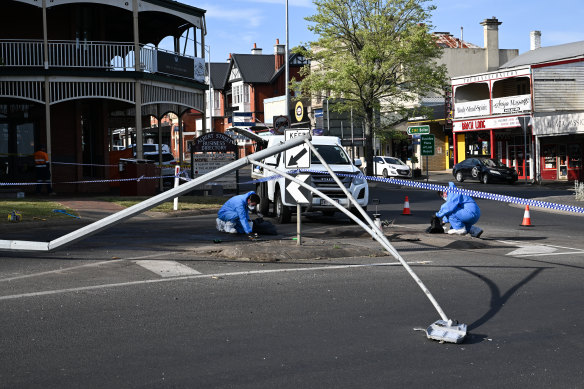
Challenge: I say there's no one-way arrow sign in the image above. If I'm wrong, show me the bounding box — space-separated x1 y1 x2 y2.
284 129 311 169
285 174 312 204
288 148 307 167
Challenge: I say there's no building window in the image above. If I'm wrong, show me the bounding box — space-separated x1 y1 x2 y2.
243 84 249 103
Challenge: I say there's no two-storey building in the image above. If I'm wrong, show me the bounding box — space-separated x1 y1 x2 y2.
1 0 207 193
451 33 584 182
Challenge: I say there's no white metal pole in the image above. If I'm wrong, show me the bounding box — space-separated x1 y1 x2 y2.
208 45 213 132
296 203 301 245
285 0 289 116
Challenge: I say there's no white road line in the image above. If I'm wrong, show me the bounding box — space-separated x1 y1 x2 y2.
0 260 123 282
499 240 584 257
0 261 428 301
133 260 201 277
0 252 177 282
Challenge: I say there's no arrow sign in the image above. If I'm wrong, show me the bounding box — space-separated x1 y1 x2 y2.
284 129 311 169
285 174 312 204
288 148 307 167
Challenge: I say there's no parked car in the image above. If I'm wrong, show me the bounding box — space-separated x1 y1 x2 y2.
143 152 178 188
131 144 171 154
452 157 518 184
372 156 411 178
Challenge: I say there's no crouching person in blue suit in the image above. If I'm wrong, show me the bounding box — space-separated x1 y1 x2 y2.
436 182 483 238
216 191 261 239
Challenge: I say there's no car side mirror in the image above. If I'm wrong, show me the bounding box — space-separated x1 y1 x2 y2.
354 158 362 167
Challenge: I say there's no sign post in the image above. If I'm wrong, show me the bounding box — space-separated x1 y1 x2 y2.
285 174 312 246
420 134 435 182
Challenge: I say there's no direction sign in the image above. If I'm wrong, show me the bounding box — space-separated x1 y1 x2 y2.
420 134 435 156
407 125 430 135
285 174 312 204
284 129 311 169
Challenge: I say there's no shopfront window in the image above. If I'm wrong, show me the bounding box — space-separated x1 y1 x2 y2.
465 131 490 158
568 144 582 168
542 144 556 169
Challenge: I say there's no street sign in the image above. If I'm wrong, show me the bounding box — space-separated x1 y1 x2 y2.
273 115 290 135
295 101 304 122
420 134 435 156
407 125 430 135
284 129 311 169
285 174 312 204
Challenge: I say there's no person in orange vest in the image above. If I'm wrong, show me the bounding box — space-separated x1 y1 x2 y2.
33 145 55 195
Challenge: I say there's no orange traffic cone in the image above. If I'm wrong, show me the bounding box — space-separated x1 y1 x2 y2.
520 205 533 226
401 196 412 215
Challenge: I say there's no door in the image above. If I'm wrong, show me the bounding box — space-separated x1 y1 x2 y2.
0 121 35 184
558 144 568 180
511 144 533 180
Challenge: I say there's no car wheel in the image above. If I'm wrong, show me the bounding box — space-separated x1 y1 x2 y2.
481 173 489 184
275 188 291 224
455 171 464 182
382 169 389 178
256 182 270 215
471 166 480 178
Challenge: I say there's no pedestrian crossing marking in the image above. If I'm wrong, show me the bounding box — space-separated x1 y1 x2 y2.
133 260 201 278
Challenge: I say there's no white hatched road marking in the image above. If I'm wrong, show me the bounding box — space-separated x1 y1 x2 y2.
0 261 430 301
500 240 584 257
0 252 178 282
133 260 202 277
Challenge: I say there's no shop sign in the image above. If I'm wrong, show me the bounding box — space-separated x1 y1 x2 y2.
453 116 521 132
157 51 194 79
193 132 238 153
454 99 490 118
532 112 584 135
492 95 531 115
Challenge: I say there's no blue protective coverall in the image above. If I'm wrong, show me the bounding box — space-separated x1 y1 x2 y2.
436 182 481 232
217 191 256 234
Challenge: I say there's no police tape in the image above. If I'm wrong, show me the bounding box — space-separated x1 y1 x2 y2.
245 169 584 215
0 169 192 186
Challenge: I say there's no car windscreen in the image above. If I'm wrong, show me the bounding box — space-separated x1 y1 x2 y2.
481 158 505 168
384 157 405 165
310 145 351 165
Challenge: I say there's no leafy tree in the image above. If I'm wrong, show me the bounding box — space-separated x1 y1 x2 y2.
296 0 447 175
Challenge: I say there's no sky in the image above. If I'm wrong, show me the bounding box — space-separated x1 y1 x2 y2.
176 0 584 64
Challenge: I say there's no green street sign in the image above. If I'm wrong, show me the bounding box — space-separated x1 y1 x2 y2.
407 125 430 135
420 134 435 156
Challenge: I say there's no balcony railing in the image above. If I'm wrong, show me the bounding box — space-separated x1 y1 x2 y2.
0 39 203 82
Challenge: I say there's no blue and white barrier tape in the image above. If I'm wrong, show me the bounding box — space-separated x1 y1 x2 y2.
246 169 584 215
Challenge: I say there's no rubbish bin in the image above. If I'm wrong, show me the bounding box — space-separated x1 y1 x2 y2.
119 158 158 196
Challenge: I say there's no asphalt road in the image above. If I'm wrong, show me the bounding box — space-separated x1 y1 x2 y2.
1 182 583 388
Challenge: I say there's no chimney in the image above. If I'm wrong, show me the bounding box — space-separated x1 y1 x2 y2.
274 38 286 70
227 53 231 63
530 31 541 50
481 16 502 71
251 43 263 55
